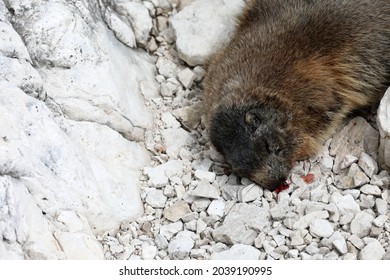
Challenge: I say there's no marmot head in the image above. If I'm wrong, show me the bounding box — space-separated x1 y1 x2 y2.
209 104 295 190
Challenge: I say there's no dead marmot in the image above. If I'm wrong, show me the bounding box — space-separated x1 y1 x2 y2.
204 0 390 190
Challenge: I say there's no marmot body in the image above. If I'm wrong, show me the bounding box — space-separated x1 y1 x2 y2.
204 0 390 190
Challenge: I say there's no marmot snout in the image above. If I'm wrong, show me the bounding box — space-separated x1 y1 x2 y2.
204 0 390 190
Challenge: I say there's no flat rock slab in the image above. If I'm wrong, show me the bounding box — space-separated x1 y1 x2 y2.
212 203 270 244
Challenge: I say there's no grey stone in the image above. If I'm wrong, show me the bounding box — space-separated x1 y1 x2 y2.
189 180 220 199
211 244 261 260
238 184 263 202
358 152 378 178
330 117 379 174
375 198 388 215
177 68 197 88
350 212 374 238
358 240 385 260
309 219 334 238
360 184 382 196
145 188 167 208
331 193 361 216
348 235 365 250
168 231 194 260
172 102 203 131
212 203 270 244
159 221 183 240
194 169 216 182
163 200 192 222
293 211 329 230
373 215 389 227
207 199 225 220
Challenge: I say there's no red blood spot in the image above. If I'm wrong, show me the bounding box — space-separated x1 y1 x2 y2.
275 180 289 194
301 173 315 184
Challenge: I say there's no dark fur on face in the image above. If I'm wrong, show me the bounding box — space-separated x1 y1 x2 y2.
209 104 295 190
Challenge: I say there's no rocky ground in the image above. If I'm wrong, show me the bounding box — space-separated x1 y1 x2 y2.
1 0 390 260
99 0 390 260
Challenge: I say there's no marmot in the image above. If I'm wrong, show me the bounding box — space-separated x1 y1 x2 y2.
204 0 390 190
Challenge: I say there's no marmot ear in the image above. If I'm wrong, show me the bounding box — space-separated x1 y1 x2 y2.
245 111 261 127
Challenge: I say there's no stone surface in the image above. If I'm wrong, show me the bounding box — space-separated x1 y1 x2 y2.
377 87 390 171
358 240 385 260
167 231 194 259
163 200 192 222
358 152 379 178
189 180 220 199
212 203 270 244
309 219 334 238
350 212 374 238
170 0 245 65
211 244 261 260
330 117 379 174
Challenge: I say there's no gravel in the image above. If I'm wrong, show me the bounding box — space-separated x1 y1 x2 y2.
99 0 390 260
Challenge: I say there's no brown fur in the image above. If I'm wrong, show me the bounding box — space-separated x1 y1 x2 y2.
204 0 390 190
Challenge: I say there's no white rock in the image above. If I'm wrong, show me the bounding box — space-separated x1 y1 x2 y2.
177 68 197 88
191 198 211 212
194 170 216 183
373 215 389 227
207 199 225 220
290 232 304 246
375 198 388 215
330 117 379 174
325 203 340 222
339 155 358 170
331 193 361 216
163 200 192 222
211 244 261 260
18 1 156 140
54 232 104 259
160 80 180 97
155 234 169 250
189 180 220 199
309 219 334 238
110 244 124 254
330 232 348 255
212 203 270 244
105 1 153 47
358 240 385 260
196 219 207 234
141 245 157 260
350 211 374 238
56 211 84 233
360 184 382 196
170 0 245 66
238 184 263 203
337 163 369 189
370 170 390 187
0 84 151 258
144 160 184 188
161 112 181 128
358 152 378 178
293 211 329 230
286 249 299 259
145 188 167 208
168 231 194 260
159 221 183 240
377 87 390 171
162 128 193 158
348 235 365 250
